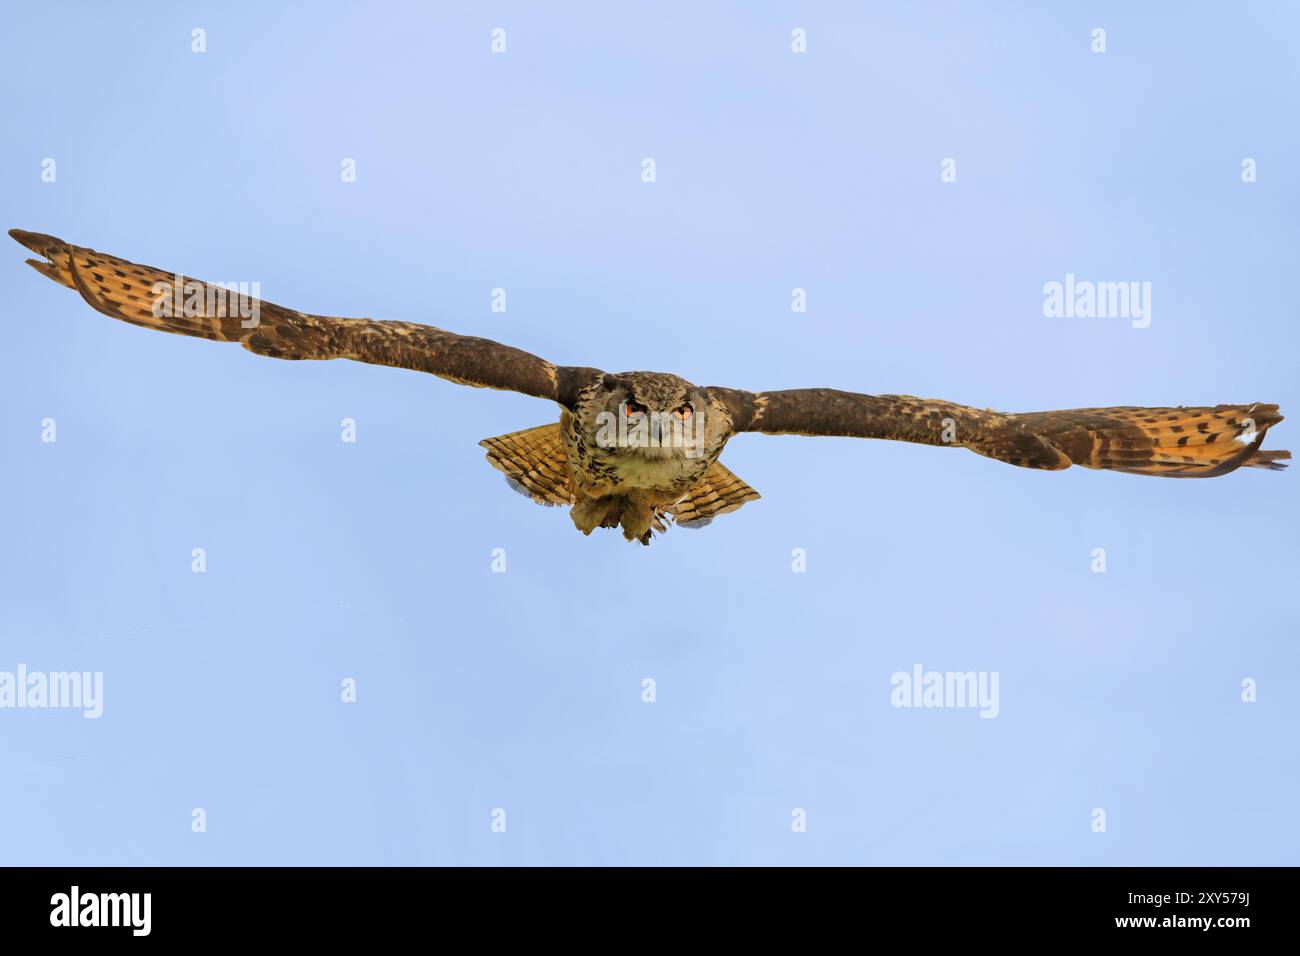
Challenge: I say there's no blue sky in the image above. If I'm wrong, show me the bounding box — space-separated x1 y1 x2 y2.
1 1 1296 865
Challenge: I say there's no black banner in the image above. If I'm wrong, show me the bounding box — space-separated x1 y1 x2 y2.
0 866 1277 941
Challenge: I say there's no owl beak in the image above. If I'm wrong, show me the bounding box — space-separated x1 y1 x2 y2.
651 414 679 446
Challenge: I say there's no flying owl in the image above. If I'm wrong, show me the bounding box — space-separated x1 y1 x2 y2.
11 229 1288 544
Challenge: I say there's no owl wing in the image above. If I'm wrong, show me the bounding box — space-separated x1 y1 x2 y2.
11 229 601 407
710 387 1288 478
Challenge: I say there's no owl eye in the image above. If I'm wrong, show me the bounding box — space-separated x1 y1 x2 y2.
672 404 693 420
624 401 647 418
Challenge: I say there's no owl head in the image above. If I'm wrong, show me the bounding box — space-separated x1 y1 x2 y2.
582 371 727 459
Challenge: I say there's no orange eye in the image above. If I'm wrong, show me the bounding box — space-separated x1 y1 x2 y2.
672 404 693 420
624 402 646 418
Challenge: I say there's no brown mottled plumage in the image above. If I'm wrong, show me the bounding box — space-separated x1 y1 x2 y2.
11 229 1289 545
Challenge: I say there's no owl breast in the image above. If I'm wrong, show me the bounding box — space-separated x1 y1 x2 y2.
560 410 717 498
601 448 713 490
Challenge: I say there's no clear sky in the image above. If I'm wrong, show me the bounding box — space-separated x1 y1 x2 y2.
1 2 1296 865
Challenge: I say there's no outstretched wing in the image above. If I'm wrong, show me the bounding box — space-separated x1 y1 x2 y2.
710 387 1288 478
11 229 600 406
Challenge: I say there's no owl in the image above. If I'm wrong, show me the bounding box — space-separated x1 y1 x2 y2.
12 229 1288 544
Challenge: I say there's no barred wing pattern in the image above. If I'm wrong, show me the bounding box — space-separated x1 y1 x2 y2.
715 388 1287 477
10 229 590 404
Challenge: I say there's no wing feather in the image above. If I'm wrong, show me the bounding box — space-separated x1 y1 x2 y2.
711 386 1287 478
12 229 600 406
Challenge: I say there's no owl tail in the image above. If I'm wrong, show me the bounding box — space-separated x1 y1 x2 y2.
480 423 576 505
665 462 761 528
